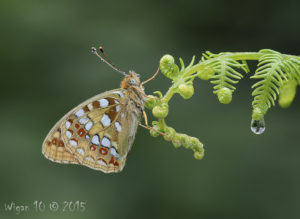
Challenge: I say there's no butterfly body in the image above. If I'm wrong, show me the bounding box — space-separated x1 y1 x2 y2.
42 71 145 173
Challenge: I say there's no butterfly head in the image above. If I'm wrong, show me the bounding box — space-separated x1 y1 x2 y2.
121 70 141 89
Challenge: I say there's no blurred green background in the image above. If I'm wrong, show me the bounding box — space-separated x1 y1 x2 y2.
1 0 300 218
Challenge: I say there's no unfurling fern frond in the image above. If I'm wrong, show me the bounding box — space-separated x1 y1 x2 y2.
251 49 299 120
201 52 249 104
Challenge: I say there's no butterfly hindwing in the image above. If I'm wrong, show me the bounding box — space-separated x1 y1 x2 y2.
42 122 79 165
59 88 139 173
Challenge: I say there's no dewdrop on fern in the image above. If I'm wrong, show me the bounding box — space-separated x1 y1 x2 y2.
251 107 266 134
251 118 266 134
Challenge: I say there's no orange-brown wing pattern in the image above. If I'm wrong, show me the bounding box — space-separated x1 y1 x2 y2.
42 124 79 165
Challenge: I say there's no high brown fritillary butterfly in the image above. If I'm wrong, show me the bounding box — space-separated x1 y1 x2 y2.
42 47 155 173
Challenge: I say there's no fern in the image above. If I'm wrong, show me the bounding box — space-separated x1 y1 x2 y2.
251 49 299 120
144 49 300 160
201 52 249 104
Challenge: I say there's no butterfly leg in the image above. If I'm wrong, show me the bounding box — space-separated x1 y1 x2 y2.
142 110 149 126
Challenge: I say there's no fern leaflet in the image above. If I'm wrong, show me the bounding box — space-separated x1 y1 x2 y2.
251 49 299 119
201 52 249 103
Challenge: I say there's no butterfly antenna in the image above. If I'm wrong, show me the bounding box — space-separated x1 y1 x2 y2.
91 46 127 76
99 46 115 66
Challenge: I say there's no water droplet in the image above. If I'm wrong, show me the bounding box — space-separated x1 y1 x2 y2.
251 118 266 134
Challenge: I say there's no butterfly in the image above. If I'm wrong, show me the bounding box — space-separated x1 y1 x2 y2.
42 47 159 173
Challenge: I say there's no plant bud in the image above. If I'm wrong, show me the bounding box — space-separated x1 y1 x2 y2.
178 84 194 99
152 103 169 119
145 95 157 110
172 134 182 148
160 54 179 79
194 150 204 160
150 125 160 137
217 87 232 104
163 127 176 141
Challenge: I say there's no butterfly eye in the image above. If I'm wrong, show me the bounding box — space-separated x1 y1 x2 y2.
129 79 137 85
